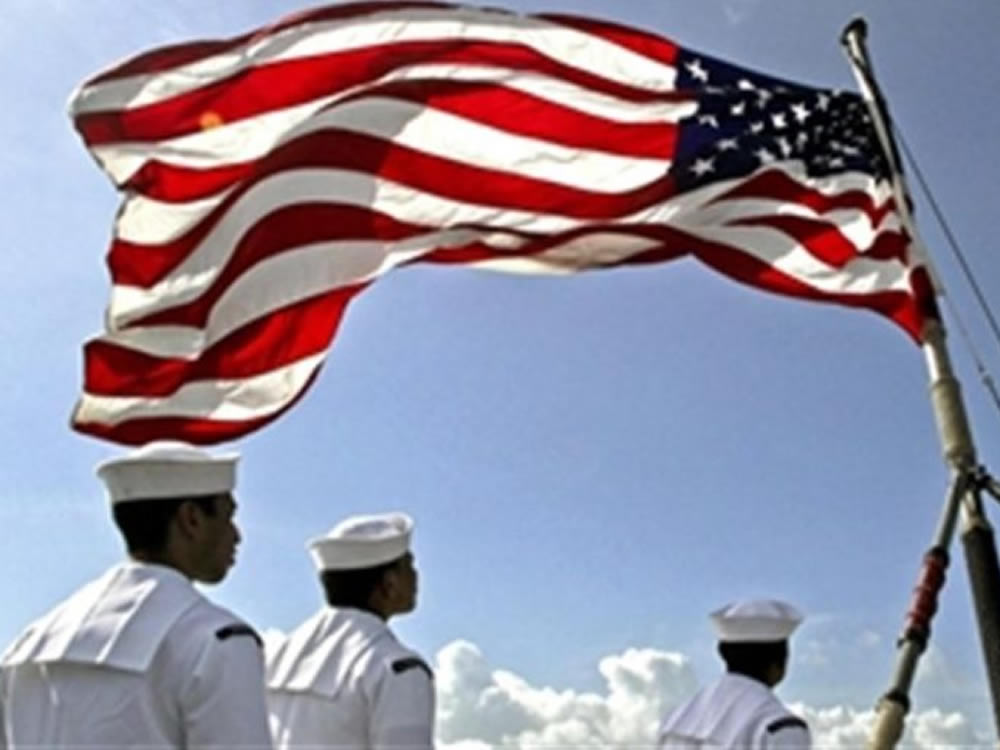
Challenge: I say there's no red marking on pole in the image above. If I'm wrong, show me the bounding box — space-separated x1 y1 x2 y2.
905 550 947 637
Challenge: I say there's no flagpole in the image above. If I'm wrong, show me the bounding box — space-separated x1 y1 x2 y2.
841 19 1000 748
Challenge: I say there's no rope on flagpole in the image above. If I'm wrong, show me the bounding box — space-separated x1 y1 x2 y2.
894 129 1000 422
896 130 1000 360
937 291 1000 426
841 18 1000 749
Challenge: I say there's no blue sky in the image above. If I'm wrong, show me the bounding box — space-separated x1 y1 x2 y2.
3 1 1000 745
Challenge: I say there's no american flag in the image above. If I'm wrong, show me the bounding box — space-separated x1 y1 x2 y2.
68 2 933 445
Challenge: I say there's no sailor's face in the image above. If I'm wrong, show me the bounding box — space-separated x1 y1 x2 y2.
191 493 241 583
388 552 418 615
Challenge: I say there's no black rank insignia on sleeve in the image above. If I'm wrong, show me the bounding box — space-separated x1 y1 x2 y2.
766 716 808 734
215 624 263 648
391 657 433 679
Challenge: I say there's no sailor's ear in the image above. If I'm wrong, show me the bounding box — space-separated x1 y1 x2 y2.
173 498 206 538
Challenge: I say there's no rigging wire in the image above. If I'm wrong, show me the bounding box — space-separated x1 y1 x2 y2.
896 126 1000 419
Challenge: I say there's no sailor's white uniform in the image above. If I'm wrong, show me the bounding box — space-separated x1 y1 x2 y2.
0 561 272 749
657 672 809 750
266 607 434 750
658 599 809 750
267 511 432 750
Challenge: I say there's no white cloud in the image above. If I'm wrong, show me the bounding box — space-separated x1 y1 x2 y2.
793 703 982 750
910 709 982 748
435 639 695 747
435 640 989 750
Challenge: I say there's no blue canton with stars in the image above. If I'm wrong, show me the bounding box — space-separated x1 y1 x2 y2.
671 48 889 191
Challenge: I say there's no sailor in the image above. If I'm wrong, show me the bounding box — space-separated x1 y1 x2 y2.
658 599 810 750
266 512 434 750
0 441 272 749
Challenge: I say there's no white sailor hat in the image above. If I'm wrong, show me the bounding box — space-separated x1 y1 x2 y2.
710 599 803 643
96 441 238 505
308 512 413 571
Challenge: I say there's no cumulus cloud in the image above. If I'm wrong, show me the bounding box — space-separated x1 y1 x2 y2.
436 639 695 747
435 640 988 750
909 709 983 748
793 703 982 750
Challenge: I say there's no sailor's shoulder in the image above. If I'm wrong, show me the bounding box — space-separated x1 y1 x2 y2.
171 598 261 649
371 638 432 681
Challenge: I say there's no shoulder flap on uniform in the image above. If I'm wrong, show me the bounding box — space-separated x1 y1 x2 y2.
3 566 202 673
766 716 808 734
215 623 263 648
391 656 433 679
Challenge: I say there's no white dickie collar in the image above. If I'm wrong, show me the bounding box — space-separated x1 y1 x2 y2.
2 561 202 673
266 607 393 699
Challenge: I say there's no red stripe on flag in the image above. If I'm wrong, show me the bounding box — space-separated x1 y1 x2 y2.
113 80 677 203
116 80 677 204
77 39 680 147
418 223 669 266
537 13 679 68
111 195 427 289
730 215 907 268
127 160 254 202
357 78 679 159
866 230 911 264
109 127 678 288
85 286 364 396
548 222 921 339
689 233 922 341
714 169 897 230
124 205 423 328
256 128 674 217
73 365 322 446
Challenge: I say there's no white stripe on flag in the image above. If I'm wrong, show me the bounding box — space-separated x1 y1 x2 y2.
73 353 327 425
72 8 679 114
682 224 911 295
90 68 692 187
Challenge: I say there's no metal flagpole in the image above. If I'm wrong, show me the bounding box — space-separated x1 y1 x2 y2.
840 19 1000 749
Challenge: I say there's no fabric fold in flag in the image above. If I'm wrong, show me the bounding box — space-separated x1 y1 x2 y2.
68 1 935 445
